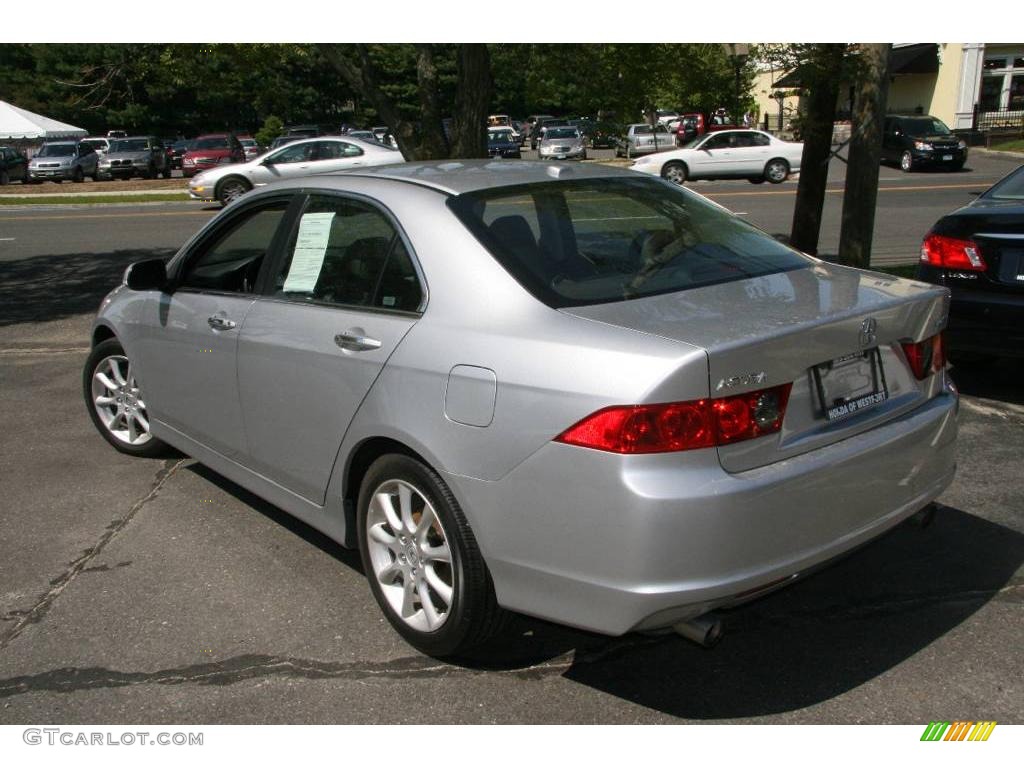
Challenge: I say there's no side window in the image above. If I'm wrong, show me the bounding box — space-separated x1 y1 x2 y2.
180 202 289 293
274 195 422 311
315 141 363 160
703 134 730 150
751 132 771 147
268 143 314 165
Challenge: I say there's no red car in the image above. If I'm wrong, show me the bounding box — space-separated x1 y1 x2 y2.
181 133 245 178
675 113 741 145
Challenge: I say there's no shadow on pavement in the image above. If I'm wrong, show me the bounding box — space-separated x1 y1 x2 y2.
0 248 175 328
949 357 1024 406
188 453 1023 720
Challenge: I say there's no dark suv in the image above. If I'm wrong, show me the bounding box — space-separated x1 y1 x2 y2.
882 115 967 172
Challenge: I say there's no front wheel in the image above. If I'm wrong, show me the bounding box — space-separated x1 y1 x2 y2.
661 160 687 185
358 454 507 657
900 151 914 172
764 158 790 184
217 176 251 207
83 338 168 457
0 170 8 186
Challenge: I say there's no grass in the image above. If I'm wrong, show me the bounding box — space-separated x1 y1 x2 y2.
988 138 1024 153
0 193 192 206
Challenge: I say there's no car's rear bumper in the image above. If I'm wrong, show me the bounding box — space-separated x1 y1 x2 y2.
446 386 958 635
945 286 1024 356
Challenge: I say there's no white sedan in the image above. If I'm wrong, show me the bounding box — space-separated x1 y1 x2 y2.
188 136 404 206
630 129 804 185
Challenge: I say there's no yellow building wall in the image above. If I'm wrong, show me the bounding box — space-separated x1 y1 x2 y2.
888 44 964 125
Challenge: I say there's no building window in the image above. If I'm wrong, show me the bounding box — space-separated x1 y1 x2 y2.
979 53 1024 112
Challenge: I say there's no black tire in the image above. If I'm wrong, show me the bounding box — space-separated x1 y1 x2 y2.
900 150 914 173
764 158 789 184
661 160 688 185
0 169 8 186
144 163 156 180
357 453 508 657
161 163 172 179
83 338 169 458
216 176 251 207
72 167 84 183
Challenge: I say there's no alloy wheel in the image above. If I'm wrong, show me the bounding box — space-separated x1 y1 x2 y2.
365 478 454 632
219 179 249 205
663 163 687 185
91 354 152 446
901 151 913 172
765 160 789 183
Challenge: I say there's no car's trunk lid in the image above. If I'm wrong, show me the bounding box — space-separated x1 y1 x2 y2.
562 263 950 472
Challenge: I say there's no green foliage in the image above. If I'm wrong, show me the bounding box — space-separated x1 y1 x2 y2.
1 43 758 137
254 115 284 147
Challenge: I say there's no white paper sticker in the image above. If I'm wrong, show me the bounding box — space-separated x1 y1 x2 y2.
282 212 335 293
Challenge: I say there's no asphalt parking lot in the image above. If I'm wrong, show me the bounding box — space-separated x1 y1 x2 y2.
0 156 1021 724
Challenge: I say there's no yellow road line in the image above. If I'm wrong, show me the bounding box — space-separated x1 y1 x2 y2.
0 210 214 222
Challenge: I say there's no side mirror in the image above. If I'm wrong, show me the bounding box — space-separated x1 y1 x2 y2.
124 258 167 292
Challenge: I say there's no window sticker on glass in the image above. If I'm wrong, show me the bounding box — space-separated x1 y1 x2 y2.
283 212 335 293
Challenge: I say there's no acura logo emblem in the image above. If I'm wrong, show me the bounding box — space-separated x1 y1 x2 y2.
859 317 878 348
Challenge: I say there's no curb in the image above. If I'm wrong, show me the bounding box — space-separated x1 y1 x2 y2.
971 148 1024 160
0 188 188 199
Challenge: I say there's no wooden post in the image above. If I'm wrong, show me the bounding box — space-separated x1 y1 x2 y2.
838 43 892 269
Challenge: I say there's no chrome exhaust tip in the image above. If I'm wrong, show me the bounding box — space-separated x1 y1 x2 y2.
673 613 723 648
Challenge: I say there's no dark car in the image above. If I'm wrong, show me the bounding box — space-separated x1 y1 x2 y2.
97 136 172 180
915 164 1024 362
882 115 967 172
181 133 245 178
487 127 521 158
588 120 622 149
0 146 28 185
169 139 194 170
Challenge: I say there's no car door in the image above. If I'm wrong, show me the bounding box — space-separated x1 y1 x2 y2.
133 197 294 460
251 141 317 186
236 193 425 504
688 132 732 177
733 131 772 175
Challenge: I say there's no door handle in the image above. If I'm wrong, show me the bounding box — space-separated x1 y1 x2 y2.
334 332 381 352
207 315 237 331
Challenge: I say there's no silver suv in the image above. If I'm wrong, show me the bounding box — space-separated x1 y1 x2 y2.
27 141 99 183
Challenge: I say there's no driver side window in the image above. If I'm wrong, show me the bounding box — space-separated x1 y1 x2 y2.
179 202 289 294
703 134 731 150
268 143 314 165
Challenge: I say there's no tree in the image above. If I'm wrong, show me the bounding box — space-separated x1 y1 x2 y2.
838 44 892 269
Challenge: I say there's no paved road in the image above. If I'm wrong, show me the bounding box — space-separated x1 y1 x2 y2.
0 160 1022 724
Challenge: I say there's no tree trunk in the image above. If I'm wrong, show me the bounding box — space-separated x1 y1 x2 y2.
838 43 892 269
789 44 846 255
451 44 492 158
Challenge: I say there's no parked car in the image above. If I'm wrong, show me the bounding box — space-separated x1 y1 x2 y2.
523 114 555 143
97 136 173 180
344 130 376 143
269 135 301 150
187 135 403 206
84 160 958 657
915 163 1024 362
615 123 676 157
26 141 98 183
81 136 112 159
882 115 967 172
106 130 127 138
181 133 246 178
588 121 622 149
531 118 569 150
239 136 263 162
538 126 586 160
0 146 28 185
487 127 522 159
630 129 804 184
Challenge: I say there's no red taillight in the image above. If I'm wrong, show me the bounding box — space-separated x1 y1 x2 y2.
920 233 986 271
555 384 792 454
901 333 946 379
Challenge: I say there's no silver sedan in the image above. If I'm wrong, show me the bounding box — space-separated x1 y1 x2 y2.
84 161 958 656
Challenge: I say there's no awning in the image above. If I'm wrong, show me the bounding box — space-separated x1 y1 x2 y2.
771 44 940 88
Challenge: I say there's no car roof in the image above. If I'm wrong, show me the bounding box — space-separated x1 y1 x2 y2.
327 159 636 196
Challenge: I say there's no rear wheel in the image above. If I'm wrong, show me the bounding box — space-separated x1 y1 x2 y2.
161 163 172 179
358 454 507 657
764 158 789 183
0 170 8 186
661 160 687 185
900 151 914 172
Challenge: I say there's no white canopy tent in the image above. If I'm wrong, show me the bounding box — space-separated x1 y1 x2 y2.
0 100 86 141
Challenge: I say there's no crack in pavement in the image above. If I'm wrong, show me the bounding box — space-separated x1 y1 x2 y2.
0 582 1016 700
0 458 185 651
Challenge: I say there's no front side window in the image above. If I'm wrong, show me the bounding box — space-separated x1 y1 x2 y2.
273 196 422 312
179 202 289 293
448 177 809 308
702 134 731 150
268 142 314 165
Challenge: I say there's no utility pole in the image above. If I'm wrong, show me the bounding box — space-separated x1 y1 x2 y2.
838 44 892 269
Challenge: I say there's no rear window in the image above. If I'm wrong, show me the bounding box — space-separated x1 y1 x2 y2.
981 165 1024 200
447 177 810 308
